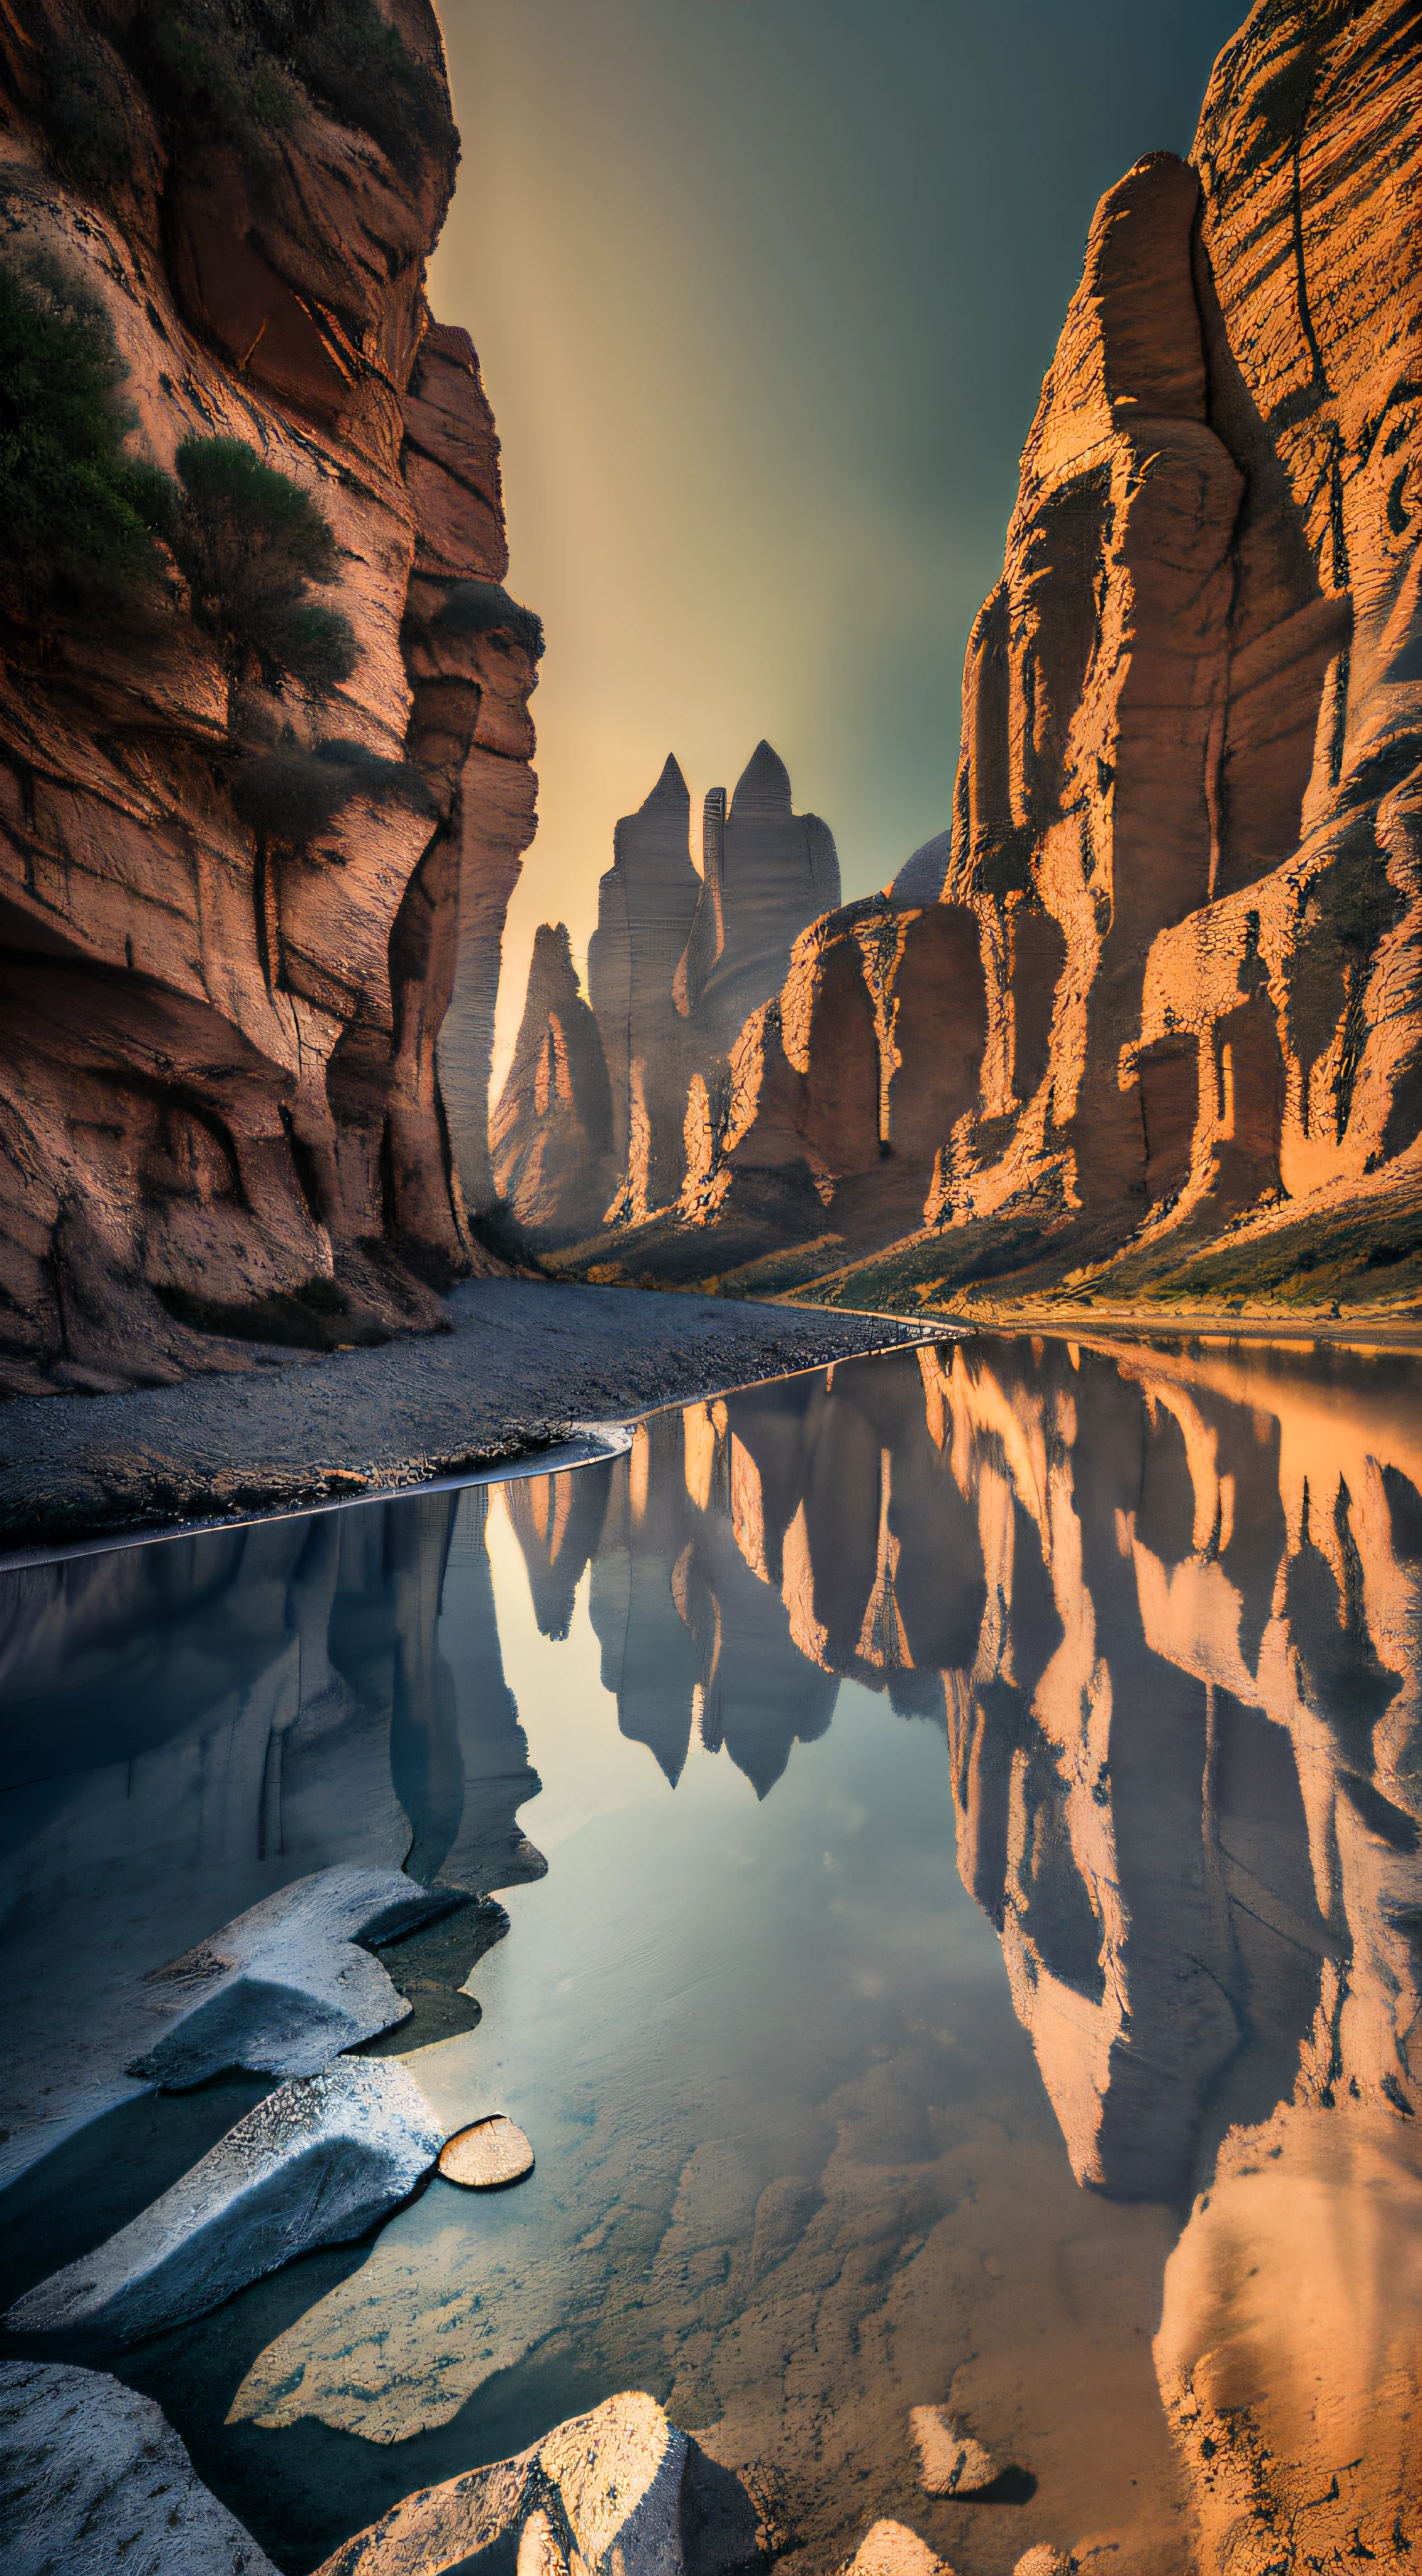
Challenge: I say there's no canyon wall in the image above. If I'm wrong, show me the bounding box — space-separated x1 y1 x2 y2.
0 0 540 1392
549 0 1421 1323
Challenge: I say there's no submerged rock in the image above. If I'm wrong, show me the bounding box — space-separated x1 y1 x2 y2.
909 2405 1003 2496
314 2388 689 2576
127 1865 464 2087
845 2521 948 2576
0 2358 278 2575
438 2115 535 2188
7 2060 442 2346
1011 2551 1074 2576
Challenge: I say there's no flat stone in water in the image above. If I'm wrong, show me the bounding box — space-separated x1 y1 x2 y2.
439 2115 534 2188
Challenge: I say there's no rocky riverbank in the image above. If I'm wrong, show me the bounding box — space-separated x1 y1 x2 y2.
0 1278 937 1553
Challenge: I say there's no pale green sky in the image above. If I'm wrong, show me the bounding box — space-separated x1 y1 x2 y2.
429 0 1244 1085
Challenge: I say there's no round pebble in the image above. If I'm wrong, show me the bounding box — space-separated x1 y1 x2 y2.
438 2115 535 2189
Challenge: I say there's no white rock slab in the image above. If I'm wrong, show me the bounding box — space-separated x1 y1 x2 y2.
313 2388 688 2576
910 2404 1003 2495
6 2059 442 2345
0 1863 460 2196
0 2358 279 2575
438 2115 534 2188
126 1865 462 2087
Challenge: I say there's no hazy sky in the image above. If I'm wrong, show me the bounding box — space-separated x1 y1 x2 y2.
430 0 1244 1084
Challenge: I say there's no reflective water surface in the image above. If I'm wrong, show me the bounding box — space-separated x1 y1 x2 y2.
2 1333 1420 2575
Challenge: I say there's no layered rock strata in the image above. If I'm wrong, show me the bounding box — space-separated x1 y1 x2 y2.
0 0 539 1392
549 0 1422 1320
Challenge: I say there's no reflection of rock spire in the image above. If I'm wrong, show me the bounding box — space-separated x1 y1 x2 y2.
854 1451 911 1670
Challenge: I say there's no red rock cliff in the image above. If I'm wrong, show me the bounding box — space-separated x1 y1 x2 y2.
550 0 1421 1324
0 0 540 1392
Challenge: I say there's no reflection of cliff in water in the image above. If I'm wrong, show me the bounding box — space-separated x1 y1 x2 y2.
508 1337 1422 2568
1 1489 543 1907
1 1488 544 2184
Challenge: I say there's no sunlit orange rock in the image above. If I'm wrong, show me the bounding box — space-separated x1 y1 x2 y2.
0 1 538 1388
587 743 839 1231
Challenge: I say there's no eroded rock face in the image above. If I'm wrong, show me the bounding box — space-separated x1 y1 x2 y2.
0 4 539 1392
553 0 1421 1314
6 2058 443 2345
679 895 988 1257
675 740 840 1066
0 2360 279 2576
491 923 615 1241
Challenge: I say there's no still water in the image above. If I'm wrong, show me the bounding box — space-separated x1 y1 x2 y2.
2 1333 1420 2575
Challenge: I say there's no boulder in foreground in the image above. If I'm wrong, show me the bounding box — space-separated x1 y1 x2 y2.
843 2521 950 2576
0 2358 278 2575
314 2387 689 2576
909 2404 1004 2496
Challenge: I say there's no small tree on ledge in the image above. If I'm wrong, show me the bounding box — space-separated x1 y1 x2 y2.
172 436 358 703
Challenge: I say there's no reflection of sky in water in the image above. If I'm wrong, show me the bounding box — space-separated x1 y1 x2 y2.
1 1336 1419 2576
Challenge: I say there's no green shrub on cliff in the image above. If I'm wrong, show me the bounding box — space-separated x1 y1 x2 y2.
233 736 435 841
172 437 358 697
137 0 455 183
0 258 174 621
433 580 545 661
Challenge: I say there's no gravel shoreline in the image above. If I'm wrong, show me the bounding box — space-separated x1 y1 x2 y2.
0 1280 945 1552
